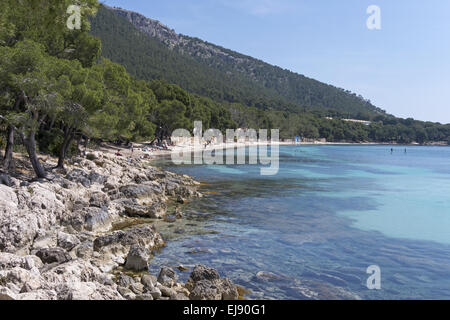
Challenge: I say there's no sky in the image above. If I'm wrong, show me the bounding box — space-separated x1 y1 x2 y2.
101 0 450 124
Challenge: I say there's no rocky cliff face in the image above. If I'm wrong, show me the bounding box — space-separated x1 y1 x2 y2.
108 6 182 49
106 6 257 74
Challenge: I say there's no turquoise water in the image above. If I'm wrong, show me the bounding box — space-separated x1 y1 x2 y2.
150 145 450 299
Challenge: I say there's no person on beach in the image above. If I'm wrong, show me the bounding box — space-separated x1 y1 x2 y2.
130 143 134 155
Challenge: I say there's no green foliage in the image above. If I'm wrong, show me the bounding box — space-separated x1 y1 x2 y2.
147 80 237 137
37 127 78 158
86 153 97 161
88 5 449 144
91 6 385 118
0 0 101 67
38 128 64 156
12 143 27 155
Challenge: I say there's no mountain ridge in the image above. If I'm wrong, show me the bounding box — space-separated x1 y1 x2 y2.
95 5 385 118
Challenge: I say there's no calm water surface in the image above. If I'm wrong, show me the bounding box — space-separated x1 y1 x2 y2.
149 145 450 299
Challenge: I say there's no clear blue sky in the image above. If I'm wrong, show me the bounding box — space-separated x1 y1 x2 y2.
101 0 450 124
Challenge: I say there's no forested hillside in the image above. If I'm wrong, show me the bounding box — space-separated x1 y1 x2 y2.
88 5 450 144
90 6 294 113
91 6 384 118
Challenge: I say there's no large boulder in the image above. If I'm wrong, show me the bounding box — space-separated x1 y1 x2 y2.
0 266 41 289
141 274 155 291
93 225 164 252
0 287 16 300
84 207 112 232
158 284 177 299
157 267 178 287
89 191 110 208
185 265 238 300
0 253 43 271
0 184 18 212
124 244 150 271
93 225 164 267
31 231 58 251
123 201 167 219
0 183 62 253
56 282 123 300
116 274 135 288
187 265 220 283
66 207 112 232
16 289 58 300
188 280 223 300
57 232 81 251
65 169 106 188
0 174 13 187
162 177 198 198
119 184 159 201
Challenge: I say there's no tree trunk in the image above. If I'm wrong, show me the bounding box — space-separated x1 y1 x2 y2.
24 131 47 179
56 128 74 169
2 125 14 170
76 135 82 156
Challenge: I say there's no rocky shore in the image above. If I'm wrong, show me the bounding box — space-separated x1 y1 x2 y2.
0 152 239 300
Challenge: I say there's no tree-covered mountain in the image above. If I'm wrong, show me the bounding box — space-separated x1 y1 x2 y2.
86 5 450 145
91 5 385 118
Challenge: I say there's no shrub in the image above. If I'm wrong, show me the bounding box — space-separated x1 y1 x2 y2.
86 153 97 161
38 128 64 156
37 128 78 157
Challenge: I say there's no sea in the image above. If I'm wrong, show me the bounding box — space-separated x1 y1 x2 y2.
149 145 450 299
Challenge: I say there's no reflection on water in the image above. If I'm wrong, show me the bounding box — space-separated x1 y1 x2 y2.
149 145 450 299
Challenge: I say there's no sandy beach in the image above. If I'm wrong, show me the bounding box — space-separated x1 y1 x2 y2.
100 140 404 162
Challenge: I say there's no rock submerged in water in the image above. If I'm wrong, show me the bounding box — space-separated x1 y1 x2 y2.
255 271 285 281
157 267 177 287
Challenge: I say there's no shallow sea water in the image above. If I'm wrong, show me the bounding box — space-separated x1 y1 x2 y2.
149 145 450 299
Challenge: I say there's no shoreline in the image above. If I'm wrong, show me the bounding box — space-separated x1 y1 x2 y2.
2 143 447 300
0 148 241 300
123 141 449 163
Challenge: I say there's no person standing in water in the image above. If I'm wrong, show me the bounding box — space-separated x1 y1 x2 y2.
391 148 394 154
